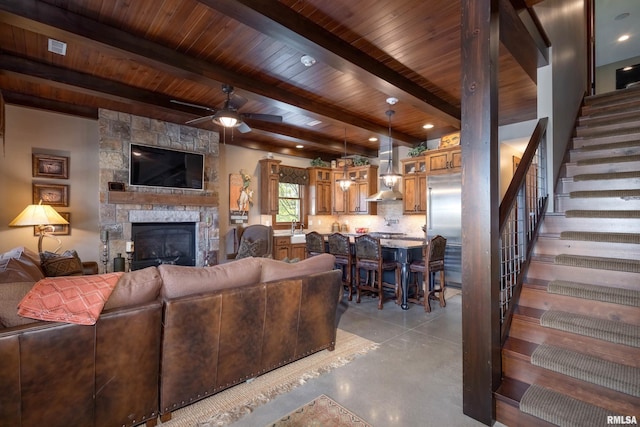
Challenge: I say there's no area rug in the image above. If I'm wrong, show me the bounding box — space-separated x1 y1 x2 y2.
267 394 372 427
159 329 378 427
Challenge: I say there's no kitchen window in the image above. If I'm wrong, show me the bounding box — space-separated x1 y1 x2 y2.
276 182 302 224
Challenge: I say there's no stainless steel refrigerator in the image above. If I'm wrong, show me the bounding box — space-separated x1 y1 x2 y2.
426 173 462 286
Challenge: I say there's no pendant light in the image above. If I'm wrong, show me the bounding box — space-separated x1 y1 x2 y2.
337 128 352 191
380 109 401 188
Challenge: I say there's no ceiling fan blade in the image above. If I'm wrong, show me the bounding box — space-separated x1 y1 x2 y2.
236 122 252 133
228 93 248 110
241 113 283 123
185 115 215 125
170 99 216 112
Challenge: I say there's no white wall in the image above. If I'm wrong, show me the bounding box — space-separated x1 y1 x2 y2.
0 106 100 261
596 55 640 94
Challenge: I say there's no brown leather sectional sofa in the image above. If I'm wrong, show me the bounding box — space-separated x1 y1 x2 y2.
0 247 341 427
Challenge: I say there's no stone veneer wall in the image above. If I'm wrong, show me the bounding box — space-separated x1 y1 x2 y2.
98 109 220 271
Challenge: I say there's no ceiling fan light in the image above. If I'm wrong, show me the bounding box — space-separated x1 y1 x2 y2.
213 110 241 128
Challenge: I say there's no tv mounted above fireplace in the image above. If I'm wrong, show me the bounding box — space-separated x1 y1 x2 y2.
129 144 204 190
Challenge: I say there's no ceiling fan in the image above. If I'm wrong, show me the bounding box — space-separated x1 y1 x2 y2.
171 84 282 133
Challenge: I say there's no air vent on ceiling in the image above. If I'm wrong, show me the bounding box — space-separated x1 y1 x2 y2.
47 39 67 56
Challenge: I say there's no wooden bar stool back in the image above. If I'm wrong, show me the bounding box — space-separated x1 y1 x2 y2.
408 235 447 312
328 232 354 301
354 234 400 310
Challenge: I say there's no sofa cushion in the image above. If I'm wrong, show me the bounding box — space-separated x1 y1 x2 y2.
0 281 40 328
260 253 336 283
104 266 162 310
40 250 84 277
159 257 263 299
17 273 123 325
0 257 45 283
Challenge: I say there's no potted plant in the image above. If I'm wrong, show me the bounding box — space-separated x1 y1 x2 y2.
408 144 428 157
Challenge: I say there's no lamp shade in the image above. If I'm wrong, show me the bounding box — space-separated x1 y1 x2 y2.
9 203 69 227
213 110 241 128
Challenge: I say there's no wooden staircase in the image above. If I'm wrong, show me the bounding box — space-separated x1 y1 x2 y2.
495 86 640 426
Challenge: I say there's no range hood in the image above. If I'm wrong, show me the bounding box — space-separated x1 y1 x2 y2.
366 187 403 201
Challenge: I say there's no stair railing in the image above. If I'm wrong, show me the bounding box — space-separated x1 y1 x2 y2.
498 117 549 343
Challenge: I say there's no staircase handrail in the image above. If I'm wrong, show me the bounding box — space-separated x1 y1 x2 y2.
498 117 549 344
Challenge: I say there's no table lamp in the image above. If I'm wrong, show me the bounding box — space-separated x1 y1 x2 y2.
9 201 69 253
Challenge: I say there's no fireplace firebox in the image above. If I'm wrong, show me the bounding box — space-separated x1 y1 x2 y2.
131 222 196 270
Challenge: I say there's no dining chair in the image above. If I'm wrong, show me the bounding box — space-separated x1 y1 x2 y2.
408 234 447 312
354 234 400 310
305 231 326 258
327 232 354 300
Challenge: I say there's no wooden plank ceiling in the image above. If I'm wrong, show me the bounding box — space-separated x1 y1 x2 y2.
0 0 537 160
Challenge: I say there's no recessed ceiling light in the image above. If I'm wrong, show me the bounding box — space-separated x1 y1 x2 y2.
301 55 316 67
386 97 398 105
368 137 378 142
306 119 322 127
423 123 434 129
618 34 630 42
296 144 304 149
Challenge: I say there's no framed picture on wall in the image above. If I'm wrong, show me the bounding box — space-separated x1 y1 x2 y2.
32 154 69 179
34 212 70 236
33 183 69 206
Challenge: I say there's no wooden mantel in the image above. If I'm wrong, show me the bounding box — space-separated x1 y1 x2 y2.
107 191 218 207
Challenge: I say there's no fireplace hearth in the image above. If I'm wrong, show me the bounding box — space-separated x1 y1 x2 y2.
131 222 196 270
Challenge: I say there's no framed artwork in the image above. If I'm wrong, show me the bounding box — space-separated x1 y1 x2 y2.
34 212 70 236
32 154 69 179
439 131 460 148
229 173 251 224
33 183 69 206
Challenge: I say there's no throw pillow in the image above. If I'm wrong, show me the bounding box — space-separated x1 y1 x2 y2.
260 253 336 283
0 257 45 283
0 281 39 328
235 237 266 259
17 272 123 325
159 257 263 299
103 266 163 311
40 250 84 277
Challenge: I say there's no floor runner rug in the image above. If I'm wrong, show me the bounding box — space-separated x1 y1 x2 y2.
266 394 372 427
158 329 378 427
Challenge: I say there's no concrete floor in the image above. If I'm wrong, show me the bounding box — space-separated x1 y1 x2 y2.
228 290 498 427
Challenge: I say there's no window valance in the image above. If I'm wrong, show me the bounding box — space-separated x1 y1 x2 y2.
278 166 308 185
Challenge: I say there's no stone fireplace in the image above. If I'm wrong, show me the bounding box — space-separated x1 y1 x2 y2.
98 109 220 272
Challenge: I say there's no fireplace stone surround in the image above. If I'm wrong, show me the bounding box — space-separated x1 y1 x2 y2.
98 109 220 272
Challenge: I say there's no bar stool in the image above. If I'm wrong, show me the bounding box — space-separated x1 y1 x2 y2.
354 234 400 310
328 232 354 300
408 235 447 312
305 231 325 258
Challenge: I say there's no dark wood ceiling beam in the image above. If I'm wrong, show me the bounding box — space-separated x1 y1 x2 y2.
1 90 98 119
243 121 377 158
224 138 330 160
499 0 549 82
0 0 420 145
198 0 462 128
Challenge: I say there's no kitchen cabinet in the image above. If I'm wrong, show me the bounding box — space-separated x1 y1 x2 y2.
424 146 461 175
273 236 307 260
259 159 281 214
332 165 377 215
401 157 427 214
307 167 332 215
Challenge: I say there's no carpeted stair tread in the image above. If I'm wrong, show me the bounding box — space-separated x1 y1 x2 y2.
530 344 640 396
560 231 640 244
572 170 640 181
540 310 640 348
520 384 621 427
565 210 640 218
575 139 640 151
569 189 640 198
554 254 640 273
576 154 640 165
548 280 640 307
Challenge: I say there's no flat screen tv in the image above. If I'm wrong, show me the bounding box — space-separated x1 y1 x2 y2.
129 144 204 190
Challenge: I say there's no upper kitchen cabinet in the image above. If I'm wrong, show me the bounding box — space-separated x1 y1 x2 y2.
307 167 332 215
259 159 281 214
424 146 461 175
401 157 427 214
333 165 378 215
